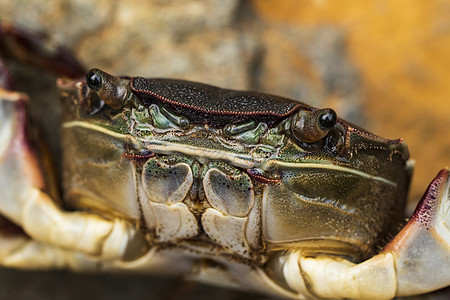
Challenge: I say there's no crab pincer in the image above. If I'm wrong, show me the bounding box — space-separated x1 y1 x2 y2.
289 169 450 299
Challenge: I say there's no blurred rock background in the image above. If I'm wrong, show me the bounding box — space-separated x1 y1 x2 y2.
0 0 449 299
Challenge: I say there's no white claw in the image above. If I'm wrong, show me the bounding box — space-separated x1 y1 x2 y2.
283 169 450 299
0 91 145 262
385 168 450 296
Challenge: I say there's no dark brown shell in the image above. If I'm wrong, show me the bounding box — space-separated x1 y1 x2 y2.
130 77 309 126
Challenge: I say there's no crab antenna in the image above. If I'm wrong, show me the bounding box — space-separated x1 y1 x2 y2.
86 68 128 109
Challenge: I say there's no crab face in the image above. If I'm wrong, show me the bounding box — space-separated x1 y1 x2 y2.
59 69 411 261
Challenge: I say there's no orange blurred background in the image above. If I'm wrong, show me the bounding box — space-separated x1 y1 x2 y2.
253 0 450 208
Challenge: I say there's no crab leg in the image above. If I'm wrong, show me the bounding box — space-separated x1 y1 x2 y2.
0 89 146 263
0 229 94 271
283 169 450 299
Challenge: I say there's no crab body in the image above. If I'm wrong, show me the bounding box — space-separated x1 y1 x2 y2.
0 22 449 299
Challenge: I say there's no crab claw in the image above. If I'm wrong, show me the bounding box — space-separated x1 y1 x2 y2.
0 88 148 267
382 168 450 297
283 169 450 299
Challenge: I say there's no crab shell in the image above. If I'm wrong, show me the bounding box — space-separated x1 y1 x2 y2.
61 69 413 259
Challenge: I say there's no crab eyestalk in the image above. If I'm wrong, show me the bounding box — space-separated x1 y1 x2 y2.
86 68 132 109
290 108 337 143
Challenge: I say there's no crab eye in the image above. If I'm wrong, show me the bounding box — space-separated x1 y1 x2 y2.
291 108 337 144
319 109 337 130
86 69 102 91
85 68 129 109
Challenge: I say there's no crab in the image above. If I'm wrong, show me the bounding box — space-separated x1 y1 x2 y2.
0 22 449 300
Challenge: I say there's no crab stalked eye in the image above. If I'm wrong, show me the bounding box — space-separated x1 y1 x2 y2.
291 108 337 144
318 109 337 130
86 69 102 91
85 68 129 109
